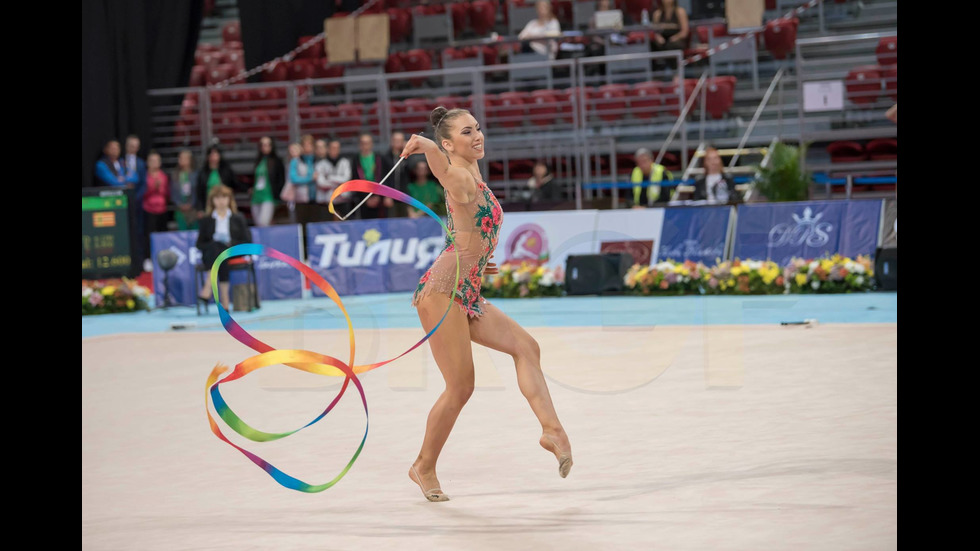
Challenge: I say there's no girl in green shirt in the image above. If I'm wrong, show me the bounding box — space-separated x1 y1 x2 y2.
407 161 446 218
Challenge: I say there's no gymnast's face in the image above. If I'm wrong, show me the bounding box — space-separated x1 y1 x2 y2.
443 113 484 162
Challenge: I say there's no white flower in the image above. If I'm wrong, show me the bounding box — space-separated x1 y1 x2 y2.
82 287 93 298
540 272 555 286
854 276 864 286
655 262 674 272
132 285 150 298
811 280 820 290
513 270 530 283
808 261 819 273
853 264 865 274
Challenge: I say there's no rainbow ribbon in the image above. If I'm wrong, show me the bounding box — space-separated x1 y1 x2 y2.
205 177 460 492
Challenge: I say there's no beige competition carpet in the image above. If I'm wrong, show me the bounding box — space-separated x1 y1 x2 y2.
82 322 896 550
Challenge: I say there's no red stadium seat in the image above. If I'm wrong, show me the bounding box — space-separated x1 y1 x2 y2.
866 139 897 161
696 24 727 44
206 64 234 85
845 65 882 107
301 104 337 134
223 87 249 112
388 8 412 43
335 103 364 138
629 81 662 120
189 65 207 87
762 17 798 60
401 98 434 132
766 0 777 9
224 50 246 73
876 36 897 66
223 40 243 52
469 1 497 36
385 52 406 73
296 36 324 60
528 89 561 126
261 63 289 82
249 87 286 109
827 141 866 163
880 65 897 102
222 21 241 44
402 49 433 86
242 111 272 139
450 3 469 37
493 92 527 128
213 113 244 144
287 59 316 81
434 95 465 110
705 79 734 119
198 51 222 69
594 84 629 123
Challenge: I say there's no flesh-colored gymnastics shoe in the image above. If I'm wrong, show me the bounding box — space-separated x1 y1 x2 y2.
540 433 573 478
410 465 450 502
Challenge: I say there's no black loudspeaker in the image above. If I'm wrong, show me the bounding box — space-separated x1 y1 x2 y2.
875 248 897 291
565 253 634 295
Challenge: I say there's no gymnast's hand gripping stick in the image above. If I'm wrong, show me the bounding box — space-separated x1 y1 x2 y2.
330 132 423 221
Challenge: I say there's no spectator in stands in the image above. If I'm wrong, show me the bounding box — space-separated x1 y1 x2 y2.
290 134 318 225
631 148 674 207
95 139 139 188
525 161 561 202
693 147 736 204
194 145 239 215
250 136 285 227
142 151 170 265
279 142 302 224
124 134 150 270
407 160 445 219
352 133 395 219
196 184 251 312
382 131 412 218
171 149 198 230
518 1 562 60
315 139 354 219
587 0 622 62
651 0 689 68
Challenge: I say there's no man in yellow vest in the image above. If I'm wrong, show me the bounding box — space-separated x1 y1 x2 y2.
631 148 674 208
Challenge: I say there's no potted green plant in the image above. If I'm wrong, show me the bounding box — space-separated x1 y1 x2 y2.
749 142 812 202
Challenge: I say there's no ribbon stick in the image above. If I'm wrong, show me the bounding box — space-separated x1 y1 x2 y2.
205 178 459 492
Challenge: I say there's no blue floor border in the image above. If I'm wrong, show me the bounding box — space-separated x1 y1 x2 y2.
82 292 897 338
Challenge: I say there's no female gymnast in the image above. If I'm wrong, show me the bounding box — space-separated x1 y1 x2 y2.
399 107 573 502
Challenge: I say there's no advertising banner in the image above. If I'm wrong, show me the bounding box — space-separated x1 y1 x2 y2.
305 218 445 297
732 200 883 265
150 230 201 306
593 209 665 266
495 210 601 270
249 224 304 301
657 206 732 264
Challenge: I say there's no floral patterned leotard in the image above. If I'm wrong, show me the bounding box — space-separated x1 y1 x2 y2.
411 177 503 318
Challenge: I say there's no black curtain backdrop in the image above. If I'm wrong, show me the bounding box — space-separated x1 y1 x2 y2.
237 0 359 83
81 0 203 188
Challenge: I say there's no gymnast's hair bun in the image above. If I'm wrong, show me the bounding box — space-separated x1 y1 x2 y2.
430 106 449 130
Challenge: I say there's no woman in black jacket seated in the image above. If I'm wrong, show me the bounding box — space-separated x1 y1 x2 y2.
197 184 251 310
693 147 739 204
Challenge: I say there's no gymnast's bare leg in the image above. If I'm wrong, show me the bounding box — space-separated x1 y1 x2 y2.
468 301 572 475
410 292 476 498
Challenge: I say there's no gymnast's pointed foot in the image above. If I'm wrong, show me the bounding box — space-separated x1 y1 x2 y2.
540 431 573 478
408 463 450 502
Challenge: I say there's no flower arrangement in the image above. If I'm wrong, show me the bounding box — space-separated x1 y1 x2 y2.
623 260 704 295
82 278 152 315
623 255 875 296
782 254 874 294
482 261 564 298
701 259 784 295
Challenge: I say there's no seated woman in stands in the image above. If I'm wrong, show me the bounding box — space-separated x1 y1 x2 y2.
693 148 737 204
518 1 562 60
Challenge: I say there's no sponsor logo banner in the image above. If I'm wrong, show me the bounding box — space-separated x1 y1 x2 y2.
658 206 731 264
496 210 601 270
733 200 883 265
595 209 666 265
305 218 445 296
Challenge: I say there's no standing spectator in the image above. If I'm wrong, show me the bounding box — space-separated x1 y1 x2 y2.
518 1 562 59
124 135 149 269
290 134 318 226
196 185 251 311
407 160 445 218
315 139 354 219
170 149 198 230
651 0 690 68
351 133 395 219
279 142 302 224
194 145 239 215
250 136 285 227
142 151 170 266
94 139 139 188
526 161 561 202
381 131 412 218
631 148 674 207
693 147 736 204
